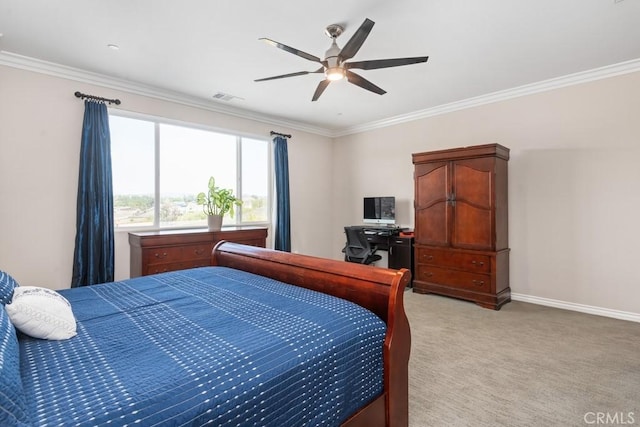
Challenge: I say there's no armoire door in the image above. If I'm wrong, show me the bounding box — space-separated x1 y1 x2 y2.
450 157 495 250
414 161 451 246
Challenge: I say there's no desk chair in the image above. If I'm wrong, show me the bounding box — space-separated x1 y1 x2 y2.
342 226 382 265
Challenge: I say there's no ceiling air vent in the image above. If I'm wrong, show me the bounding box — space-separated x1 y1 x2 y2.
212 92 243 102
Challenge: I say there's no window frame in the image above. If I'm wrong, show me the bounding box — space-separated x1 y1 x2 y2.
109 109 272 232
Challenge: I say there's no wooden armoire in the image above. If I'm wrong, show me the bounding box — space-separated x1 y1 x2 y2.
412 143 510 310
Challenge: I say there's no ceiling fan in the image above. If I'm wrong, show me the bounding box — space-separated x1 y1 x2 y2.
255 18 429 101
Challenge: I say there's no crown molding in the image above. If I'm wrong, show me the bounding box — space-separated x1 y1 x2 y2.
2 51 639 139
334 58 640 137
0 51 333 137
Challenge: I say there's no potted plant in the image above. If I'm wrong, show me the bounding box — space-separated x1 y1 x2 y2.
196 176 242 231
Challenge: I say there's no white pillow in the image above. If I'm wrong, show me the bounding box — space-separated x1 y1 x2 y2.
5 286 77 340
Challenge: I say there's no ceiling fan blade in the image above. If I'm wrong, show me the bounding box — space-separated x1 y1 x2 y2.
339 18 375 62
259 38 323 64
345 70 386 95
312 80 331 102
255 68 324 82
346 56 429 70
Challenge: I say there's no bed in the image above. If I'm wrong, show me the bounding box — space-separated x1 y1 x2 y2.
1 242 411 426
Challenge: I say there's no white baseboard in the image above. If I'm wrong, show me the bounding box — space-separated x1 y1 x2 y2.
511 293 640 323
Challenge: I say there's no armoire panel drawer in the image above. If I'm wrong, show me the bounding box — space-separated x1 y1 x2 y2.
416 265 491 292
416 247 491 273
142 244 212 264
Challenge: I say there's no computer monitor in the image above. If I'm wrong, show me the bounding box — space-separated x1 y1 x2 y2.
363 196 396 225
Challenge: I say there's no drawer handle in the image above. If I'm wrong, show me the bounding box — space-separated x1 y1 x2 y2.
194 248 205 255
472 279 485 286
471 260 484 267
426 255 433 261
426 272 433 277
154 252 168 259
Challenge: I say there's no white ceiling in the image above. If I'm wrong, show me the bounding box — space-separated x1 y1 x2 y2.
1 0 640 134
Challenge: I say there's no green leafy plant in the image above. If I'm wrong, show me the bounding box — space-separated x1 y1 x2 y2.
196 176 242 218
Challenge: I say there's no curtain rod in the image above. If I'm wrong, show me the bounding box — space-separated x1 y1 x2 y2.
74 91 121 105
270 131 292 139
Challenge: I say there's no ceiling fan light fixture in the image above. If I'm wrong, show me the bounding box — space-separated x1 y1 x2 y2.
326 66 345 81
256 18 428 101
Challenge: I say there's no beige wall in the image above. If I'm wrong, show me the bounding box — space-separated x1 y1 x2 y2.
0 65 335 289
333 71 640 316
2 62 639 318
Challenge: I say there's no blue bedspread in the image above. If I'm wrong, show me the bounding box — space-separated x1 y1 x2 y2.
18 267 386 426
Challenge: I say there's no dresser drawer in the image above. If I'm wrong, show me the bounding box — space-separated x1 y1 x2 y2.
416 265 491 292
232 238 266 247
142 244 212 265
144 259 210 275
416 247 491 273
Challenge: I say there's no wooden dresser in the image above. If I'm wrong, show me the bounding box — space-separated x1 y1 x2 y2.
129 227 268 277
412 144 510 309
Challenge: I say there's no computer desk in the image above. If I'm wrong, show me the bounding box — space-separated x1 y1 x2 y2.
356 226 415 287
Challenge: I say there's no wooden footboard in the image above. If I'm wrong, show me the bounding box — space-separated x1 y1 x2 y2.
211 242 411 427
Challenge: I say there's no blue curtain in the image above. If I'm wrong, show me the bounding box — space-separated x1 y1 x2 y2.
71 101 114 287
273 136 291 252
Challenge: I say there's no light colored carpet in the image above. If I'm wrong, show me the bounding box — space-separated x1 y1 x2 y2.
405 291 640 427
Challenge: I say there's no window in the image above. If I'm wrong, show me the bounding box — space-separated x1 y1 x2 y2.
109 113 270 229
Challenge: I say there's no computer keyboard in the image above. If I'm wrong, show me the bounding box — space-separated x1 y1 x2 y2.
362 226 401 236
